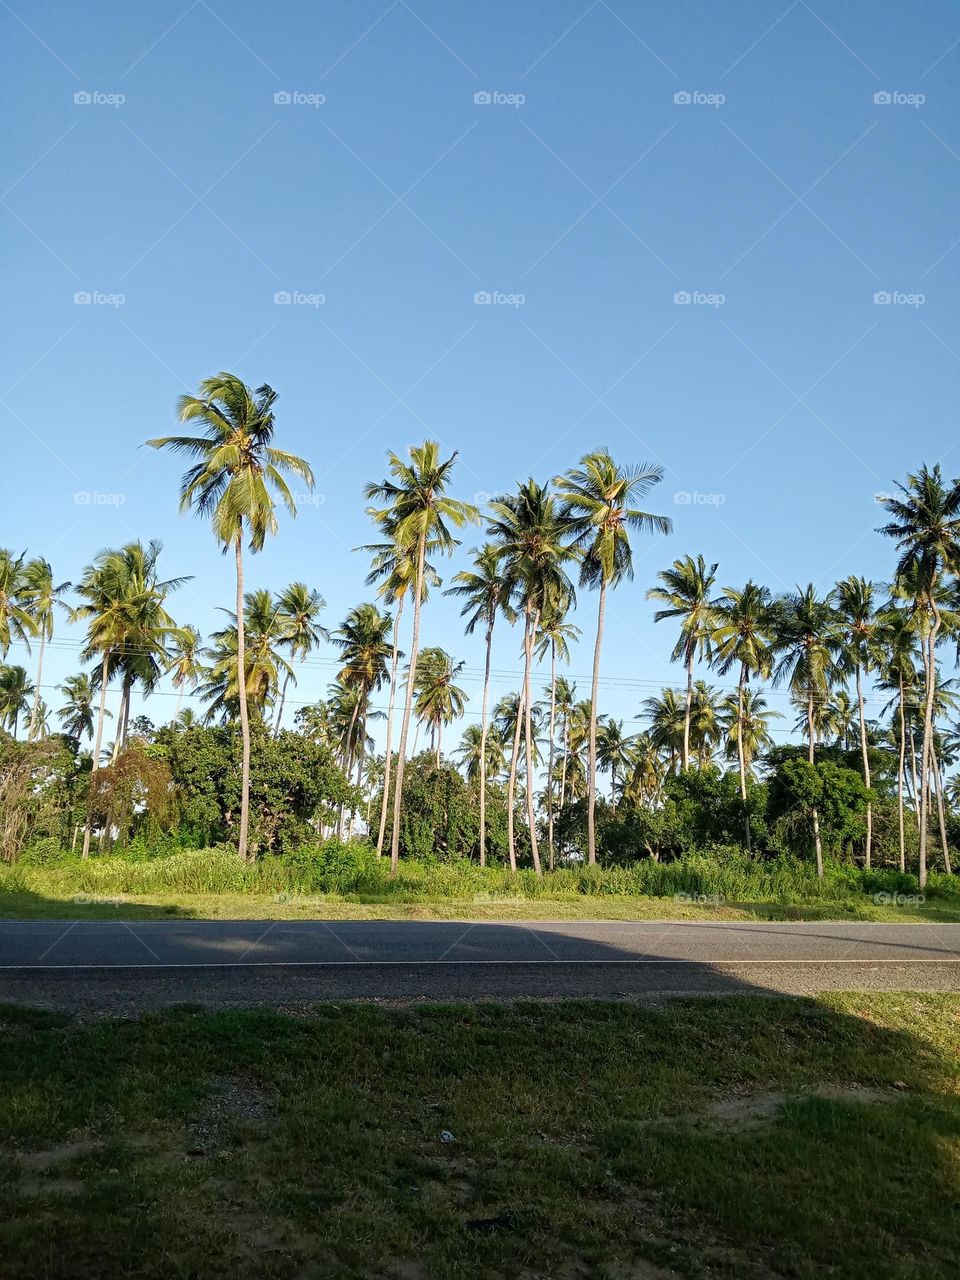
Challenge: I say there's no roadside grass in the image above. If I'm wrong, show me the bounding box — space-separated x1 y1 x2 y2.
0 993 957 1279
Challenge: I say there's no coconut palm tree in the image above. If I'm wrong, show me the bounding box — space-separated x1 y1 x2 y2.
835 575 880 865
456 721 507 785
555 452 671 864
487 480 577 873
875 602 921 872
689 680 723 768
330 601 393 801
534 610 580 869
366 443 478 873
0 549 35 658
446 542 516 865
147 371 314 862
57 673 105 743
553 675 577 817
719 687 779 775
641 687 686 773
647 554 718 771
21 558 69 740
0 665 34 736
274 582 328 734
413 647 467 765
166 624 203 721
772 584 843 878
596 716 631 809
878 466 960 886
202 589 292 724
623 732 664 807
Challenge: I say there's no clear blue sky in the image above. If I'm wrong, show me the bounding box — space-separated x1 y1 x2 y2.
4 0 960 741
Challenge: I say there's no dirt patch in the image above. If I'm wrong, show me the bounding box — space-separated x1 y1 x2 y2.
188 1073 274 1154
704 1085 892 1131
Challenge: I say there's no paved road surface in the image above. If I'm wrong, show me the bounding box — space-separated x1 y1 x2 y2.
0 919 958 1011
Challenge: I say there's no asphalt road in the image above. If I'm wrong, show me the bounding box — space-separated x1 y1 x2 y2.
0 918 958 1011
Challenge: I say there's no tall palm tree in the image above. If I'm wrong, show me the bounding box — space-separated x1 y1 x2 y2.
166 624 203 721
274 582 327 734
365 442 478 874
535 610 579 869
689 680 723 768
719 687 779 774
711 581 777 846
487 480 577 874
647 554 718 771
623 732 664 808
0 549 35 658
835 575 879 866
641 687 686 774
556 452 671 864
57 672 105 743
876 603 921 872
553 675 577 817
456 721 507 785
494 690 526 870
201 589 292 724
147 371 314 862
772 584 842 878
413 647 467 765
0 665 34 737
22 558 69 740
331 601 393 803
446 542 515 865
878 465 960 887
596 716 631 809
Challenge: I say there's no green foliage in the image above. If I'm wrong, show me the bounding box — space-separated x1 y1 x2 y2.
768 754 870 858
0 736 85 862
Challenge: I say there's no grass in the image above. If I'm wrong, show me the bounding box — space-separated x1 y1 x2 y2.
0 993 957 1278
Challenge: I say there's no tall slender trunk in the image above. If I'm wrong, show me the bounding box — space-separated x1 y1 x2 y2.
376 594 405 857
932 749 952 875
522 608 542 875
341 697 361 840
917 610 940 888
235 536 252 863
897 676 907 874
587 581 606 866
174 684 185 722
477 616 494 867
737 663 750 852
808 687 823 878
506 688 524 872
908 723 922 834
28 630 46 740
854 664 872 868
82 652 111 859
390 532 426 875
274 670 292 737
559 712 569 811
546 641 557 871
682 640 693 772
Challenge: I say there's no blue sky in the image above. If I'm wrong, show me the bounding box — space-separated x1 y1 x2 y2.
4 0 960 743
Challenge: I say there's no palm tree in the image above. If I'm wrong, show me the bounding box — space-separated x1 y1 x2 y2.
689 680 723 768
641 687 686 773
446 542 515 866
878 465 960 887
647 554 718 771
711 581 777 846
365 442 478 874
719 687 779 774
57 673 105 742
596 717 631 809
772 584 842 878
456 721 507 785
876 603 921 872
494 690 525 871
0 549 35 658
413 647 467 765
202 589 292 724
553 675 577 817
535 610 579 869
147 372 314 862
556 452 671 864
274 582 327 734
0 665 34 736
330 602 393 802
623 732 664 807
487 480 577 873
21 557 69 740
166 624 203 721
835 575 879 866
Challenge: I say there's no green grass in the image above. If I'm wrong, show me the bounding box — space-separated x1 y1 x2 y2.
0 994 957 1278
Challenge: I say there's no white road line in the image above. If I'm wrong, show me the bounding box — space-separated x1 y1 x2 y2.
0 958 958 971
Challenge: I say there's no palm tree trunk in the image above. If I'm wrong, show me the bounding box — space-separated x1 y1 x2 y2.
81 652 111 859
737 663 750 852
918 611 940 888
908 723 922 833
376 595 405 857
897 677 907 874
235 535 252 863
522 608 542 876
478 617 494 868
274 670 292 737
587 580 606 866
854 664 872 868
932 748 952 875
506 689 524 873
174 684 185 722
682 641 693 772
546 641 557 871
390 533 426 876
559 712 569 811
808 687 823 878
340 697 361 840
28 630 46 740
